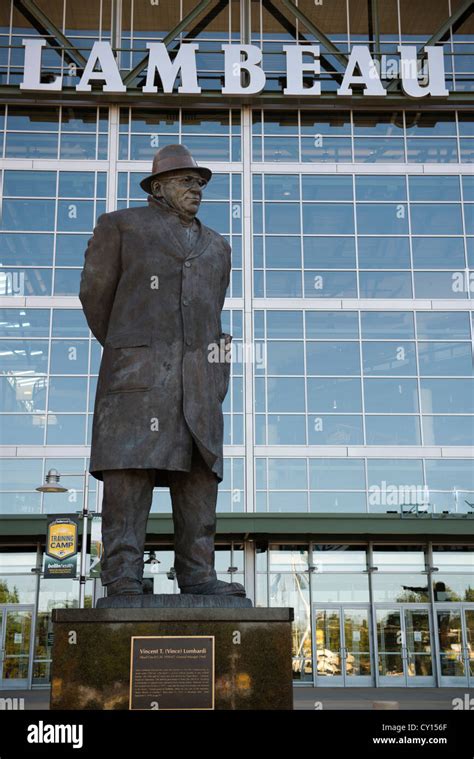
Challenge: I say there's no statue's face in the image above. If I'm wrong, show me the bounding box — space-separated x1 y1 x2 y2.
151 169 207 218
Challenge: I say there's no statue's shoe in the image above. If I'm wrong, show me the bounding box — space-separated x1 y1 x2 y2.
180 579 246 597
106 578 143 596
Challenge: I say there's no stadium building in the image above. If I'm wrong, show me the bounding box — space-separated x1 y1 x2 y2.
0 0 473 690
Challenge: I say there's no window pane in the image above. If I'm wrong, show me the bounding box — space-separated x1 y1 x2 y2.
373 546 425 571
309 460 365 490
308 415 363 444
361 312 414 339
426 461 474 491
265 203 300 234
0 311 50 337
267 459 307 489
365 415 421 445
305 312 359 339
409 175 460 201
356 175 406 201
422 416 474 445
307 378 362 412
357 204 408 235
418 342 473 376
359 272 412 298
302 175 353 200
420 379 474 413
304 271 357 297
416 312 471 340
265 237 302 267
267 342 304 374
266 311 303 338
410 204 463 235
367 459 424 489
3 171 56 197
412 238 465 269
7 107 60 130
303 204 354 234
304 237 356 268
358 237 410 268
307 342 361 375
0 233 54 266
267 378 305 411
1 200 55 231
364 378 419 412
362 342 417 375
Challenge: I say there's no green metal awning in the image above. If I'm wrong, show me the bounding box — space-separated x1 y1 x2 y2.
0 513 472 540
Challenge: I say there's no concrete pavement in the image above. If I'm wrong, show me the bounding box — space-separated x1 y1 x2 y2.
0 687 473 710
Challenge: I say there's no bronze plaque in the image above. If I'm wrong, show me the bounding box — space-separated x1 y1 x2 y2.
129 636 214 710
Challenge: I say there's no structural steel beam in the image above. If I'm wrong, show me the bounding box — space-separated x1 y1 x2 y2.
423 0 474 46
386 0 474 92
369 0 381 59
179 0 229 42
279 0 349 68
13 0 87 70
262 0 345 84
123 0 215 88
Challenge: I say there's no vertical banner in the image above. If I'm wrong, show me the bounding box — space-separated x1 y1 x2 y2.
90 515 103 577
43 516 79 578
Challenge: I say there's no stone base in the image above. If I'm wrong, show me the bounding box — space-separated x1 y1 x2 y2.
50 607 294 710
96 593 253 609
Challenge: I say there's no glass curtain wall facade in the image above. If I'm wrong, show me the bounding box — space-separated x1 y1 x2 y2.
0 0 473 688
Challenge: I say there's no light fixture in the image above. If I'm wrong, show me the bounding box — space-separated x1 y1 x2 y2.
36 468 68 493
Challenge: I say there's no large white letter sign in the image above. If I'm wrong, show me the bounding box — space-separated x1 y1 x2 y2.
398 46 449 97
143 43 201 94
222 45 266 95
283 45 321 95
338 45 386 96
20 39 62 91
76 42 125 93
17 37 452 98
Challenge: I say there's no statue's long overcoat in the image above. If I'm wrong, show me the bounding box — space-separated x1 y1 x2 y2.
79 197 232 486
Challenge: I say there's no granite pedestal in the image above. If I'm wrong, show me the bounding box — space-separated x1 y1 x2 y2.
50 607 294 710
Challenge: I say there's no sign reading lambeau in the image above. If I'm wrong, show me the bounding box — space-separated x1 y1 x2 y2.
20 40 449 98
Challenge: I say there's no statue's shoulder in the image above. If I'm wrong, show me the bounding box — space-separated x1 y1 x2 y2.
96 205 151 228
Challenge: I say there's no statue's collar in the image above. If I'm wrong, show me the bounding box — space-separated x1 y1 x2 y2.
147 194 200 228
147 194 209 260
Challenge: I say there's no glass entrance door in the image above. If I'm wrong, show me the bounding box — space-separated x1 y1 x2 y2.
436 605 474 686
313 605 373 686
0 605 33 688
376 606 434 686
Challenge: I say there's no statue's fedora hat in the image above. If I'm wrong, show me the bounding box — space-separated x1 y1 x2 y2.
140 144 212 194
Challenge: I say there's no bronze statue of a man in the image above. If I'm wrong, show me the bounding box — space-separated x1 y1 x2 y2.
79 144 245 598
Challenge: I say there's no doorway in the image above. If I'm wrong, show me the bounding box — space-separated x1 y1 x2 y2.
375 605 435 686
313 605 374 686
436 605 474 686
0 605 34 689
